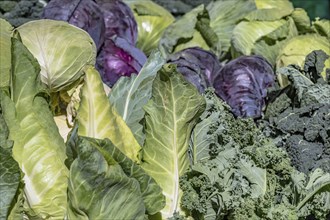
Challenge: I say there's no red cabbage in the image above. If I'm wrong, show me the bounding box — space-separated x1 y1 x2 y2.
213 55 275 118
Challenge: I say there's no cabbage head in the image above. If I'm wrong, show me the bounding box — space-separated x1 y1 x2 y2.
124 0 175 56
16 19 96 93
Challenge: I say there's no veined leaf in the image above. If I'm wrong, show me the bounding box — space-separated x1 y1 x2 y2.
238 159 267 198
141 64 205 218
68 137 145 220
77 66 141 162
1 38 68 219
109 50 165 146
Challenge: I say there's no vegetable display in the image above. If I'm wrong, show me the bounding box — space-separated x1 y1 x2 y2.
1 0 330 219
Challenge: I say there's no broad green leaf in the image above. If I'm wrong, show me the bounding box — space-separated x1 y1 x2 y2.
68 137 145 220
207 0 256 56
0 145 20 219
141 64 205 218
124 0 175 56
109 50 165 146
312 19 330 38
17 19 96 93
159 5 219 56
291 8 313 34
1 38 68 219
246 0 294 21
0 19 13 88
238 159 267 198
77 66 141 162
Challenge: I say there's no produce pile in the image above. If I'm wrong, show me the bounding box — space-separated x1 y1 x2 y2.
0 0 329 219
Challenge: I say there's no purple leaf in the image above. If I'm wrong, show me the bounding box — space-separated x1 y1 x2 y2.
95 0 137 45
167 47 222 93
96 36 147 87
213 55 275 118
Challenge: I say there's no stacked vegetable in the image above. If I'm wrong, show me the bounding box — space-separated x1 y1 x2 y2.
1 0 329 219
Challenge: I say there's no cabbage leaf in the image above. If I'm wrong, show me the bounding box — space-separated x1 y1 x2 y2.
109 50 165 146
141 64 205 218
0 19 13 89
77 66 141 162
17 19 96 93
1 38 68 219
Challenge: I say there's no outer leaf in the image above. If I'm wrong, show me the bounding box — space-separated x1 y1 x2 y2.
124 0 175 55
0 146 21 219
0 19 13 88
207 0 256 56
109 50 165 146
77 66 141 162
67 136 145 220
17 19 96 93
159 4 218 56
141 64 206 218
1 38 68 219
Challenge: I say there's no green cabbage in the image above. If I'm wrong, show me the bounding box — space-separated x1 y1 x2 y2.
16 19 96 93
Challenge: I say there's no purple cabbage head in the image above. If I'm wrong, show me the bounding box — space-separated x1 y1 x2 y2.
42 0 105 52
96 36 147 87
213 55 275 118
167 47 222 93
95 0 138 45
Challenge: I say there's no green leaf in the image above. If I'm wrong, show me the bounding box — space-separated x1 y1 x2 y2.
0 19 13 89
0 146 21 219
109 50 165 146
1 38 68 219
16 19 96 93
207 0 256 56
141 64 205 218
67 137 145 220
297 169 330 210
124 0 175 56
238 159 267 198
159 5 219 56
77 66 141 162
245 0 294 21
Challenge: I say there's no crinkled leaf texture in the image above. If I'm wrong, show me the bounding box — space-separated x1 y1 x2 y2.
67 136 165 219
159 4 219 56
41 0 105 52
17 19 96 93
167 47 222 94
0 19 13 89
141 64 205 218
124 0 175 55
77 65 141 162
109 50 165 146
1 38 68 219
213 55 275 118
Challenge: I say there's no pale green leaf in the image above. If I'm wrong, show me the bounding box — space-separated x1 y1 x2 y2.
1 38 68 219
207 0 256 55
141 64 205 218
17 19 96 92
77 66 141 162
0 19 13 88
109 50 165 146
